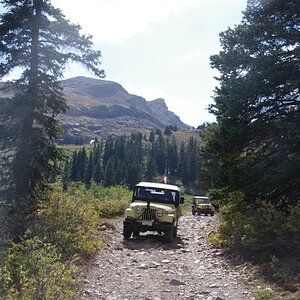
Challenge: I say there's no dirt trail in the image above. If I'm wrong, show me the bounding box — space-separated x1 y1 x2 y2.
81 214 257 300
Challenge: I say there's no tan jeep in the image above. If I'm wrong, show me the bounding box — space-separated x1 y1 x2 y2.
192 196 215 216
123 182 184 242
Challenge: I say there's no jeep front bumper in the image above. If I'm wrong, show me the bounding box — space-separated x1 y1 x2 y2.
124 217 173 232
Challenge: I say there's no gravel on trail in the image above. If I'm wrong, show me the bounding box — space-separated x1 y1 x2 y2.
81 214 257 300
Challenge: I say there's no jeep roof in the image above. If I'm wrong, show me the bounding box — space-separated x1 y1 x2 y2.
135 181 180 192
193 196 209 200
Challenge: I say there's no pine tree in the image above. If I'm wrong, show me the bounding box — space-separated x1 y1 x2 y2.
0 0 104 236
78 147 88 182
102 136 114 168
62 161 70 191
103 157 116 187
70 150 79 182
144 156 156 182
84 151 94 186
167 136 178 176
187 137 198 183
178 142 185 179
93 161 103 185
209 0 300 206
155 133 167 175
149 130 155 143
125 163 142 189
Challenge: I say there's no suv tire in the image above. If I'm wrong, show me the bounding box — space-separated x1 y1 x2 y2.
123 223 132 239
173 224 178 238
164 225 174 243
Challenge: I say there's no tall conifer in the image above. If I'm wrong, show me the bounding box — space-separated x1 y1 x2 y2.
0 0 104 236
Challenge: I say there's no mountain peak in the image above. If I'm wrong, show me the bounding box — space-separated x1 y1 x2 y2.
150 98 168 109
58 77 189 143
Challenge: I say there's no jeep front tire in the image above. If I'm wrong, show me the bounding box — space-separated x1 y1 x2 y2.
123 223 132 239
164 225 174 242
173 224 178 238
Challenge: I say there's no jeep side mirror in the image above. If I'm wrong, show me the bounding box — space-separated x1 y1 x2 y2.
180 196 184 203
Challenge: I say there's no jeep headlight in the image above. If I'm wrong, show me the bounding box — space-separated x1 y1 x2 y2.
135 207 143 215
156 209 163 218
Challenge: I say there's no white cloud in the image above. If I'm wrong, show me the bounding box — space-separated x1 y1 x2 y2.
52 0 193 43
52 0 243 44
180 50 208 61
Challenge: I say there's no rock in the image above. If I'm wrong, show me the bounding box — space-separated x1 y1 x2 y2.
81 215 256 300
169 279 185 286
150 262 161 268
84 290 92 295
100 221 116 230
137 263 147 269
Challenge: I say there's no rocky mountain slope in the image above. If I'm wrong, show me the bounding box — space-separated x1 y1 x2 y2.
0 77 189 143
59 77 189 143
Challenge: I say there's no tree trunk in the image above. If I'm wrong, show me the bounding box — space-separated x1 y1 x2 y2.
13 0 42 235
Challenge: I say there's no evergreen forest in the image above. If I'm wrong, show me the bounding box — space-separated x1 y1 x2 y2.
62 131 200 190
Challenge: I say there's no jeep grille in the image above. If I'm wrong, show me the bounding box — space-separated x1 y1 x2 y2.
140 208 156 220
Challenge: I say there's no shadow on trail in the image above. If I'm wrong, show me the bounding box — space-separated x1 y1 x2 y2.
123 233 185 251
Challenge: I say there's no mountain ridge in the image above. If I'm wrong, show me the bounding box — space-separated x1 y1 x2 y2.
0 76 190 143
59 76 189 143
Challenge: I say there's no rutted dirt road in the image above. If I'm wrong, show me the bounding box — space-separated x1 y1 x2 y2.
82 214 257 300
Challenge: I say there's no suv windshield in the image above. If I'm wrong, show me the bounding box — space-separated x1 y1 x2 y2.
194 197 209 204
133 186 179 204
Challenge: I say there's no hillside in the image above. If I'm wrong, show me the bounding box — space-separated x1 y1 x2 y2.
0 77 190 144
59 77 189 143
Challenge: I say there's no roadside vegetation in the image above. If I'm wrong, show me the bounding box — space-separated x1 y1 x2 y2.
204 0 300 298
0 0 105 298
0 184 130 298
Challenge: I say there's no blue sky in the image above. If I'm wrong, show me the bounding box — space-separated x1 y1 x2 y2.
3 0 248 127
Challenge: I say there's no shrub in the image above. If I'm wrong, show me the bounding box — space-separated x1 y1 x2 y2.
0 237 80 300
214 192 300 291
32 189 104 259
66 182 131 218
0 183 131 299
215 192 293 255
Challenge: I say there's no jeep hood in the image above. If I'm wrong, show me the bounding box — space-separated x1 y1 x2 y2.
130 201 176 212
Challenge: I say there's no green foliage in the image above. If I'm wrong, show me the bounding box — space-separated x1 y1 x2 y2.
203 3 300 293
210 195 300 293
0 237 80 300
64 133 200 189
255 287 274 300
208 0 300 206
216 193 300 256
180 194 193 215
32 189 103 259
0 0 104 238
66 182 131 218
0 183 131 299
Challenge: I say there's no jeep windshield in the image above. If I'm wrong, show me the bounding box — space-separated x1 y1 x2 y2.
194 197 209 204
132 186 179 205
